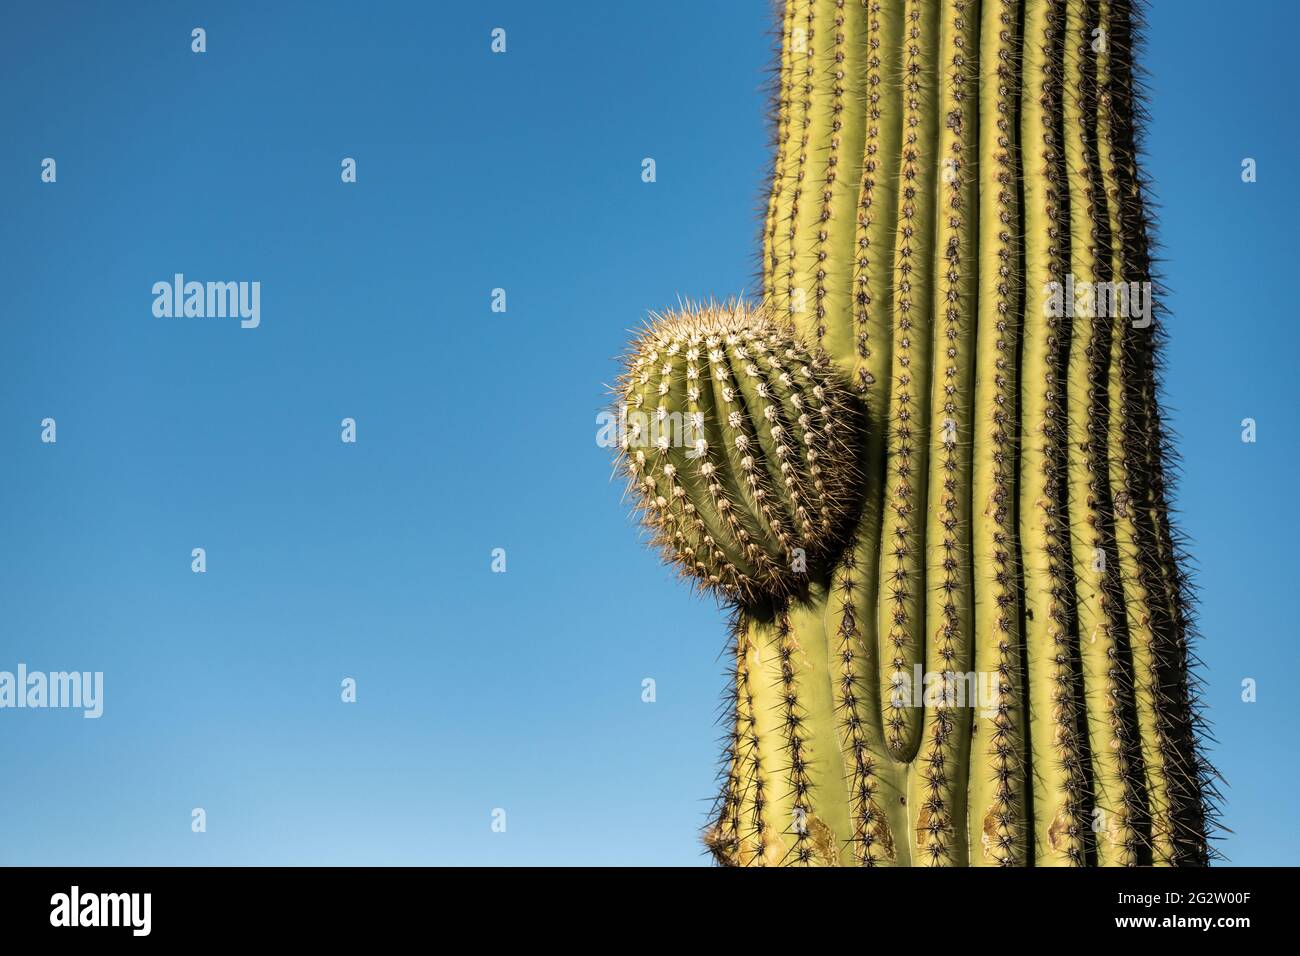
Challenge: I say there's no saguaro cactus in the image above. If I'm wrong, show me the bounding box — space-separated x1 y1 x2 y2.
613 0 1215 866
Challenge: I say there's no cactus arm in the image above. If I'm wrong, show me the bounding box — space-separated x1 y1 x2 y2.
878 0 940 764
909 0 979 866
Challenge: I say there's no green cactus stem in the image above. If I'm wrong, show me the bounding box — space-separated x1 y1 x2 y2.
614 0 1215 867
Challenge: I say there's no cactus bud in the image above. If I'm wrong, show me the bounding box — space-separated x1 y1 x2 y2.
615 300 860 602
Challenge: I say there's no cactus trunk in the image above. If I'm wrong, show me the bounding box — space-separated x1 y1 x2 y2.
616 0 1214 866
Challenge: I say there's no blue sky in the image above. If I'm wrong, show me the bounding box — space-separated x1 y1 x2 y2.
0 0 1293 865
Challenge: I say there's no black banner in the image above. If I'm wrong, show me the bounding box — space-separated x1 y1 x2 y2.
0 865 1279 941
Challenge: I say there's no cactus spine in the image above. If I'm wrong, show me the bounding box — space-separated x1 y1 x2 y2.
615 0 1214 866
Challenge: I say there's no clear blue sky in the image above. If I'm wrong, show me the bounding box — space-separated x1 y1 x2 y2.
0 0 1293 865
